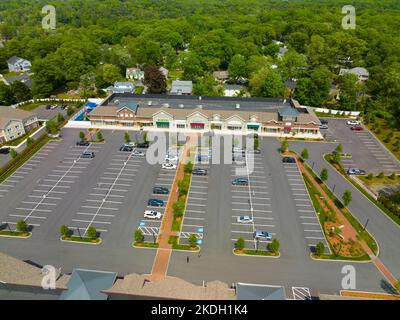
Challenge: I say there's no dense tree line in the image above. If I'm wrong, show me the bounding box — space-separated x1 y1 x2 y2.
0 0 399 126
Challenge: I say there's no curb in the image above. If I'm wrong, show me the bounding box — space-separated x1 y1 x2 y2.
0 232 32 239
60 236 102 245
309 253 371 263
232 249 280 259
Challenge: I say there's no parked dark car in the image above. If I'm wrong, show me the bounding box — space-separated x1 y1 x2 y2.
320 119 328 125
153 186 169 194
0 147 10 154
347 168 367 175
282 157 296 163
350 126 364 131
192 168 208 176
136 141 149 148
45 105 52 110
76 141 90 146
232 177 249 186
147 199 164 207
81 151 95 158
120 145 133 152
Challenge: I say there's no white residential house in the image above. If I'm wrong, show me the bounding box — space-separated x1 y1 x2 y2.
106 82 135 94
170 80 193 95
223 84 242 97
0 107 39 143
7 56 32 73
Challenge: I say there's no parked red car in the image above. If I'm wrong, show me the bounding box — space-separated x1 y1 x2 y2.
350 126 364 131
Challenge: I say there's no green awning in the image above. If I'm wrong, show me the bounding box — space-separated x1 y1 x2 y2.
156 121 170 127
247 124 260 129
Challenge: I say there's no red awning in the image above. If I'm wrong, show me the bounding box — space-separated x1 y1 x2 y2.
191 123 205 127
284 126 291 131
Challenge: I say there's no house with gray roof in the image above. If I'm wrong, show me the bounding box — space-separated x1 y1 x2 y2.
0 107 39 143
170 80 193 95
106 82 135 94
7 56 32 73
339 67 370 81
126 67 144 81
3 73 33 88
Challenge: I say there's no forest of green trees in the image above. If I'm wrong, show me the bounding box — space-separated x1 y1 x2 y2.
0 0 399 127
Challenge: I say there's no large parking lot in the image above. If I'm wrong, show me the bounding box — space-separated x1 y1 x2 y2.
321 118 400 174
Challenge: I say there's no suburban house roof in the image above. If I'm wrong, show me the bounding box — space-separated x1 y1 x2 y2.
213 70 229 80
0 107 36 129
339 67 369 78
7 56 26 65
279 107 299 117
4 74 33 88
170 80 193 94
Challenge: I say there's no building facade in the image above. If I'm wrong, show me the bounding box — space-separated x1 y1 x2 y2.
0 108 39 143
89 94 321 138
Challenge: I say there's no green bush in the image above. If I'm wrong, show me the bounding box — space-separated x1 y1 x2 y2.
315 242 325 255
342 189 352 207
188 234 197 247
377 172 385 179
320 168 329 182
281 140 288 153
267 239 280 253
67 107 74 116
9 149 18 158
96 131 103 141
79 131 85 140
57 113 65 124
86 226 97 240
173 201 185 218
26 137 34 146
16 220 28 232
235 237 245 250
367 173 374 180
301 148 309 160
60 225 70 237
389 173 397 180
124 131 130 143
134 229 144 243
184 161 193 173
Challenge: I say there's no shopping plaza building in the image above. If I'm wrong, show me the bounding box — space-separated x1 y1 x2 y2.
89 94 322 138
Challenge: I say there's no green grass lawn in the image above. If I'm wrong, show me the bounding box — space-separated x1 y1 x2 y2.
134 241 159 248
234 249 278 256
0 230 30 237
19 103 44 111
359 175 400 186
315 112 352 118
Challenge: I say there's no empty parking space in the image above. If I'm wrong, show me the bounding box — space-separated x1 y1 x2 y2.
179 149 207 247
230 151 276 250
282 161 329 253
2 143 101 230
0 140 60 197
68 149 145 238
322 118 400 174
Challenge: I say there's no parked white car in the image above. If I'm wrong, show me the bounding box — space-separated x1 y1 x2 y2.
162 163 177 170
347 120 360 126
165 155 179 163
144 210 162 219
133 150 145 156
237 215 253 223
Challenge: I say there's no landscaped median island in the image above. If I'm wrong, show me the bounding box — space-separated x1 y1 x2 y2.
293 152 378 261
233 237 280 257
59 225 101 245
0 220 31 238
324 150 400 226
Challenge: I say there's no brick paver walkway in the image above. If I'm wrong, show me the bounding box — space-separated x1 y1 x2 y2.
147 133 199 283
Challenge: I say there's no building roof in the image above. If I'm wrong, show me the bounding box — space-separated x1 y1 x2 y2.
90 105 118 117
0 251 69 288
171 80 193 94
279 107 299 117
7 56 24 65
0 107 36 129
114 82 134 89
104 274 235 300
339 67 369 78
224 84 242 91
236 283 286 300
59 269 117 300
213 71 229 80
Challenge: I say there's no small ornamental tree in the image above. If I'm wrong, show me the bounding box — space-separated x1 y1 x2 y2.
134 229 144 243
124 131 130 143
281 139 289 153
301 148 309 160
9 149 18 158
79 131 85 141
87 226 97 240
335 144 343 154
16 220 28 232
143 131 148 142
315 241 325 256
377 172 385 179
96 131 103 141
188 234 197 247
60 225 70 237
26 137 34 146
342 189 352 207
320 168 329 182
235 237 245 250
57 113 65 123
67 107 74 116
254 137 260 150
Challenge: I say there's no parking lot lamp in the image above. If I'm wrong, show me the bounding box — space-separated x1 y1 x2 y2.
77 227 82 239
152 231 156 244
362 219 369 232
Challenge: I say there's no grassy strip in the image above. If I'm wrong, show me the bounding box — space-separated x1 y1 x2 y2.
0 230 30 237
312 253 370 261
359 175 400 186
168 236 199 251
61 235 101 244
315 112 351 118
234 249 278 256
0 134 51 183
303 160 378 256
324 155 400 227
134 241 159 248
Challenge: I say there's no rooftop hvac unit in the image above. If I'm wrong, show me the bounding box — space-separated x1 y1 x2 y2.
199 96 202 101
163 103 170 108
236 104 240 109
198 105 203 109
179 104 184 108
148 101 152 106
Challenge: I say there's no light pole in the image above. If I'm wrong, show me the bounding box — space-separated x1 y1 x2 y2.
362 219 369 232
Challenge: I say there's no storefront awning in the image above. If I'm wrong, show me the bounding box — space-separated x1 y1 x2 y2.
156 121 170 126
191 123 205 127
247 124 260 129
